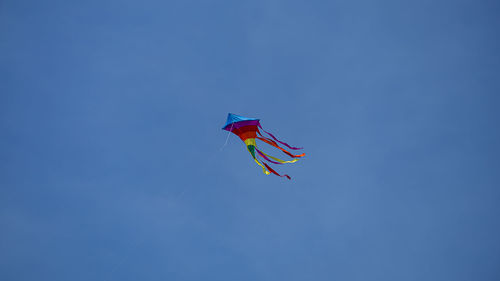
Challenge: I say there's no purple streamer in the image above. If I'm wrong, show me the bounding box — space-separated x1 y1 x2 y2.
258 124 303 150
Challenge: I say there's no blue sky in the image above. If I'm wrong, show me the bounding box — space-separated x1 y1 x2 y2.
1 0 499 280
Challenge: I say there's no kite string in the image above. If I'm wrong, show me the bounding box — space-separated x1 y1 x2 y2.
219 122 234 150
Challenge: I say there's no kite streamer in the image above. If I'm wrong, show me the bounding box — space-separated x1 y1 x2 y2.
222 113 305 180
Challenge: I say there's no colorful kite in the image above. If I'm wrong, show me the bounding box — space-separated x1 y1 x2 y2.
222 113 305 179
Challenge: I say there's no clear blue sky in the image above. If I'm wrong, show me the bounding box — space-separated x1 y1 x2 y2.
1 0 499 280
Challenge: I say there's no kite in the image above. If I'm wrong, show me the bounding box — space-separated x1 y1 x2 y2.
222 113 305 179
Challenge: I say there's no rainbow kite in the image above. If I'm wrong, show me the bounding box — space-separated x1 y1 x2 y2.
222 113 305 179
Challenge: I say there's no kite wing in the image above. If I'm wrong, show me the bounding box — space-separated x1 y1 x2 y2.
222 113 305 180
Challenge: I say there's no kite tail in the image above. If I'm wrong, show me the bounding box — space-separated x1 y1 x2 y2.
251 145 292 179
261 160 291 180
256 136 305 158
258 124 303 150
253 158 270 175
255 146 299 164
